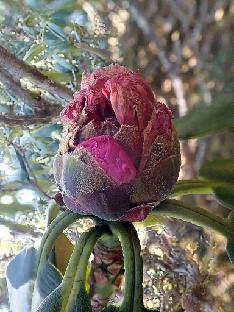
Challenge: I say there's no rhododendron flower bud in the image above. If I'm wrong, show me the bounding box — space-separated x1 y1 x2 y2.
54 64 180 221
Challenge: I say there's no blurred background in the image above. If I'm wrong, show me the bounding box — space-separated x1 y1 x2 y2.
0 0 233 311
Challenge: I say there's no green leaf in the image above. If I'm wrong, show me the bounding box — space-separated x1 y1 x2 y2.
14 150 30 181
170 179 234 209
6 247 62 312
199 158 234 183
148 199 233 237
213 186 234 210
170 179 214 197
53 55 75 72
32 123 62 138
46 203 60 226
36 227 105 312
6 247 37 312
46 22 66 40
41 70 72 83
175 94 234 139
137 213 165 228
226 238 234 266
36 261 62 300
32 212 82 310
200 158 234 209
23 44 44 62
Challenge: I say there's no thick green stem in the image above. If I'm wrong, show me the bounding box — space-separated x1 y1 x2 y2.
62 226 108 311
151 199 234 238
36 211 80 267
107 222 135 310
169 179 231 198
125 223 143 312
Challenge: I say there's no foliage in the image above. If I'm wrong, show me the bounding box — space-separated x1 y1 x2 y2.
0 0 234 311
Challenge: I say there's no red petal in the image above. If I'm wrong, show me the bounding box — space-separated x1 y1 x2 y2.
119 204 153 222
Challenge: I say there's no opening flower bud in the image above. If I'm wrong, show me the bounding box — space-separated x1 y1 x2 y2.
54 64 181 221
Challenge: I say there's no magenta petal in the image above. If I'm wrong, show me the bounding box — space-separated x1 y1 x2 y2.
78 135 136 185
119 204 153 222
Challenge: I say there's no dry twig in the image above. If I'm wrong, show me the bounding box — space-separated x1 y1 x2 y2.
0 45 73 101
0 66 60 113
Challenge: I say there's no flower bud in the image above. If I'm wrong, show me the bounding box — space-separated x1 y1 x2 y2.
54 64 180 221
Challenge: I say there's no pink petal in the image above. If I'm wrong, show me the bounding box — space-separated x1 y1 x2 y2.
81 64 131 90
77 135 136 185
103 74 155 130
140 102 173 170
60 90 87 123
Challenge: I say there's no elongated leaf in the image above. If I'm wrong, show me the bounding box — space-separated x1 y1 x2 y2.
6 247 37 312
46 22 66 40
200 158 234 209
148 199 232 237
32 123 62 139
226 211 234 265
27 254 62 311
36 286 62 312
23 44 44 62
41 70 72 83
213 186 234 210
46 203 60 226
170 179 214 197
36 262 62 299
6 247 62 312
175 94 234 139
226 239 234 266
199 158 234 183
